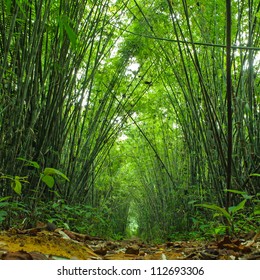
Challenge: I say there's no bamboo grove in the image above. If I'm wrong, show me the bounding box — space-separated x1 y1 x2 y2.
0 0 259 240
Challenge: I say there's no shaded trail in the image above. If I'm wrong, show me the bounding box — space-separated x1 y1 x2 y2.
0 225 259 260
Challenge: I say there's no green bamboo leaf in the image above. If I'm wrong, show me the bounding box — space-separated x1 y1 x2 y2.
224 189 247 195
17 157 40 169
241 194 254 200
57 15 77 48
64 22 77 48
0 202 10 208
43 168 70 181
195 203 231 220
6 0 11 14
224 189 253 200
14 175 29 184
250 173 260 177
15 0 27 16
213 212 221 218
253 200 260 214
41 175 55 188
0 175 13 180
188 200 198 205
0 210 8 223
228 199 247 214
0 196 12 203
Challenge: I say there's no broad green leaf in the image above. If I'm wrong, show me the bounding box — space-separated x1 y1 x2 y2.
43 168 70 181
195 203 231 220
41 175 55 188
11 179 22 195
228 199 247 214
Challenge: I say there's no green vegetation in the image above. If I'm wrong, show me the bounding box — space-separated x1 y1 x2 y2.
0 0 259 241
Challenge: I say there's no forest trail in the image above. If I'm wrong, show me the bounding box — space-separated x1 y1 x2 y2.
0 225 259 260
1 0 259 254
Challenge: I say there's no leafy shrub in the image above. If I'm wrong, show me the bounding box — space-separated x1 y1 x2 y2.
194 189 260 236
0 196 29 229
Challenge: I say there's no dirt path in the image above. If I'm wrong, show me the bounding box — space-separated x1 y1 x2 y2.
0 226 259 260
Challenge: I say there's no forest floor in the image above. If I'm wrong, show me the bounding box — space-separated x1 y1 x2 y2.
0 224 259 260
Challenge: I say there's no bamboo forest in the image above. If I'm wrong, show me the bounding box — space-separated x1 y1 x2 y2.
0 0 259 260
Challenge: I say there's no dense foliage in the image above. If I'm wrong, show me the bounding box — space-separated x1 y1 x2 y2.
0 0 259 241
